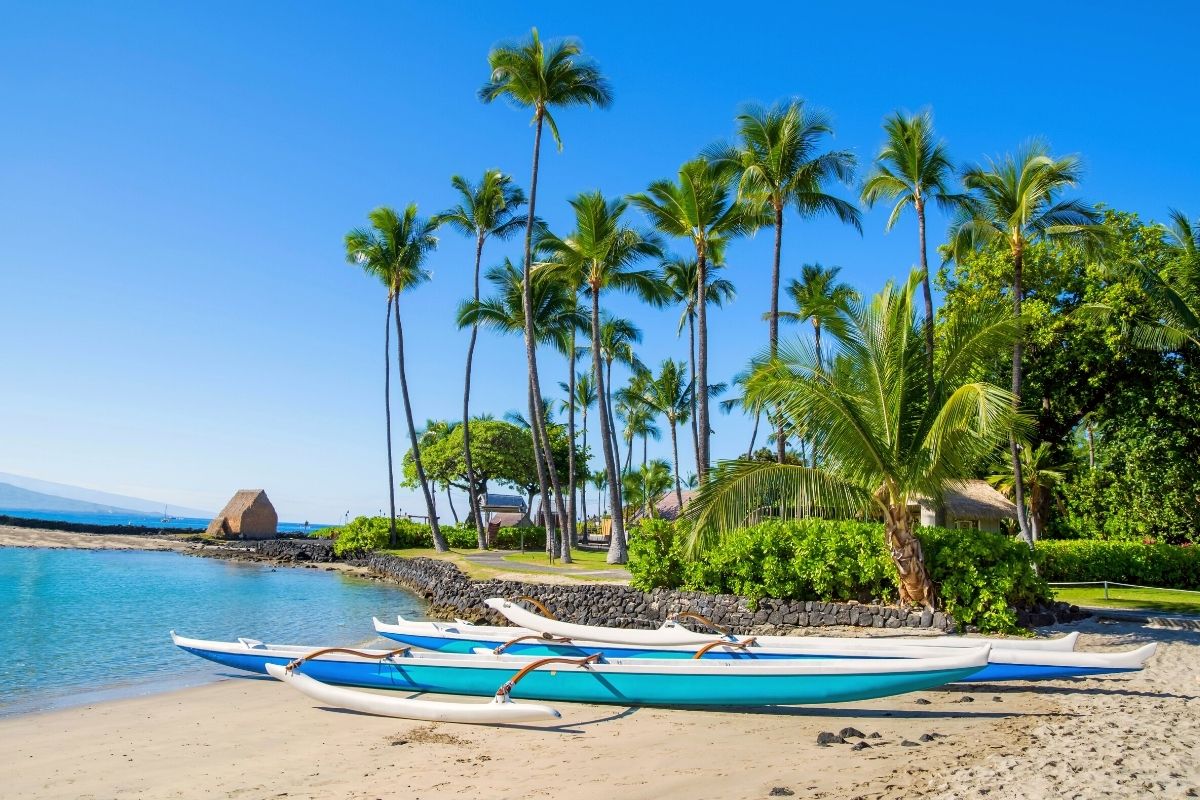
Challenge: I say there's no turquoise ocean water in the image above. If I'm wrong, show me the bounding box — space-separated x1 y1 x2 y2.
0 548 425 716
0 508 325 533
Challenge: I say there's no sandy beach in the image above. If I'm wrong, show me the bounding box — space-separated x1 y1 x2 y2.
0 524 191 552
0 619 1194 800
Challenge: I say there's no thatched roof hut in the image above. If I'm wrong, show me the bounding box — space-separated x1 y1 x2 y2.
206 489 278 540
629 489 698 523
910 480 1017 532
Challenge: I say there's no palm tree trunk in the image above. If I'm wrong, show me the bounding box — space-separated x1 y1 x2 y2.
746 411 760 459
670 419 683 509
624 435 633 475
580 412 589 541
519 107 562 562
771 204 786 464
384 297 397 547
566 332 578 549
811 320 823 467
695 247 711 481
1010 246 1033 546
394 296 446 551
464 232 486 548
606 360 621 474
687 312 700 474
446 487 459 524
592 291 626 563
884 504 936 607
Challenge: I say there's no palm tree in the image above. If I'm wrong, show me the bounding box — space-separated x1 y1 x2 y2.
560 371 597 541
687 272 1027 607
345 205 448 551
538 192 663 563
779 264 859 372
663 250 736 472
707 101 860 462
457 258 585 559
623 458 673 519
590 468 608 530
433 170 527 548
480 29 612 563
862 110 964 387
630 158 765 480
988 441 1068 542
947 141 1106 545
590 314 646 481
1163 208 1199 259
616 383 661 474
637 359 692 508
1114 209 1200 353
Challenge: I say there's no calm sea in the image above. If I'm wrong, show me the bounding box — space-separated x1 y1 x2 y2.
0 548 425 716
0 508 325 533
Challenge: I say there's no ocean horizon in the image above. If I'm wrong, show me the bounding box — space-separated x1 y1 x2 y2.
0 508 328 533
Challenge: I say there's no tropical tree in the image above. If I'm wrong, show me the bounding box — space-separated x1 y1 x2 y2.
560 371 598 540
1115 209 1200 353
480 28 612 564
779 263 859 372
663 249 736 471
615 382 661 474
345 205 448 551
862 110 963 385
946 141 1106 545
630 158 765 480
687 272 1027 607
417 419 461 523
637 359 692 508
538 192 663 563
988 441 1069 542
622 459 673 519
707 101 860 461
433 170 527 547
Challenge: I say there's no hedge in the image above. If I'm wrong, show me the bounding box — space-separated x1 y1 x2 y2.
628 518 1050 633
1036 540 1200 589
327 516 546 556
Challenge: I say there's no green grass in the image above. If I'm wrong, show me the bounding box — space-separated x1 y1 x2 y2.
1053 585 1200 615
376 547 626 582
502 548 616 569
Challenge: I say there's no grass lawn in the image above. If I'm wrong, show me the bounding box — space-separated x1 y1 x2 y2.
502 548 616 569
377 547 624 581
1053 585 1200 615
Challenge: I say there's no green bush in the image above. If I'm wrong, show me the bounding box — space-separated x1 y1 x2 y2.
628 519 1050 633
326 516 548 555
331 516 392 556
492 525 547 550
1037 540 1200 589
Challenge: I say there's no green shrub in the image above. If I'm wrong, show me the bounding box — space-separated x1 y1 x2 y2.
628 519 1050 633
492 525 547 550
1037 540 1200 589
327 516 547 554
331 516 392 556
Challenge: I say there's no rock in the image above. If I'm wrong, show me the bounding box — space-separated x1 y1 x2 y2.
851 741 871 751
838 727 866 739
768 789 795 797
901 739 920 747
957 695 975 703
919 733 936 742
914 698 931 705
992 696 1003 703
868 732 882 739
816 731 845 745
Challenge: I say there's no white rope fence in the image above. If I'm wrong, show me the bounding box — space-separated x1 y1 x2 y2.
1049 580 1200 600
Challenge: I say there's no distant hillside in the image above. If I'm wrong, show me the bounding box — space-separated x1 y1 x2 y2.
0 482 145 515
0 472 211 517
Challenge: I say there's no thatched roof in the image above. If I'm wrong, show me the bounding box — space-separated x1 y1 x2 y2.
912 480 1017 520
488 511 532 528
206 489 278 540
629 489 698 522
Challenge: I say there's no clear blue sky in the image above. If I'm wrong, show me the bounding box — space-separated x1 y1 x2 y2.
2 2 1196 523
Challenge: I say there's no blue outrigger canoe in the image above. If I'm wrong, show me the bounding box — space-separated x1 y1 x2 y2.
171 632 989 706
370 604 1156 684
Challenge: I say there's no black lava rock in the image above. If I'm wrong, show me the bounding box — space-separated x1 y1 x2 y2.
838 727 866 739
816 731 846 745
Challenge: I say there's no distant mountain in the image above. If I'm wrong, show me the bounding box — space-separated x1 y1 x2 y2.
0 472 212 517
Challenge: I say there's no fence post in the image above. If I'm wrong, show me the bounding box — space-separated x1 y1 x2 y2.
1104 580 1109 600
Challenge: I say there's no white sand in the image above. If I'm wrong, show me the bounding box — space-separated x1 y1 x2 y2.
0 621 1195 799
0 524 190 551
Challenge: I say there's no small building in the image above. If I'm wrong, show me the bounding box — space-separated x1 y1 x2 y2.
477 493 528 514
629 489 698 523
206 489 278 540
910 480 1017 533
486 510 533 545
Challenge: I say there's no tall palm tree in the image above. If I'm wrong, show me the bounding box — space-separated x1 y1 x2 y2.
687 272 1027 607
663 249 736 472
778 264 859 372
622 458 673 519
480 29 613 561
1163 208 1199 259
560 371 597 540
538 192 663 563
862 110 964 389
457 258 585 559
345 205 448 551
590 468 608 527
988 441 1069 543
1112 209 1200 353
616 375 661 473
433 170 527 547
588 314 647 490
947 141 1105 545
630 158 765 480
637 359 692 508
707 101 860 462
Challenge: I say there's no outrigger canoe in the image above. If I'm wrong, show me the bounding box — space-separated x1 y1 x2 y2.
371 613 1156 683
171 632 989 706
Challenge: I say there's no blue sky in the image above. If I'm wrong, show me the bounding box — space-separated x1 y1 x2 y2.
1 2 1196 523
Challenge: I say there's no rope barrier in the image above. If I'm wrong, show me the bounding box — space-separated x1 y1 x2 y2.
494 654 602 700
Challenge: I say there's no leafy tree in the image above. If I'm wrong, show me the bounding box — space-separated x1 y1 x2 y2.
946 141 1106 544
687 272 1026 607
480 28 612 564
434 170 527 546
345 205 447 551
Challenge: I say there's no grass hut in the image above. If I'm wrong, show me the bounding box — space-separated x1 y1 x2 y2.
911 480 1017 532
206 489 278 540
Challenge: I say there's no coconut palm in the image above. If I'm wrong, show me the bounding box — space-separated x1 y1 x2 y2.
537 192 663 563
560 371 598 540
623 458 673 519
480 29 613 561
590 468 608 530
1110 209 1200 353
862 110 965 386
988 441 1069 542
706 101 860 462
779 264 859 372
457 258 585 558
616 375 661 474
630 158 766 480
345 205 448 551
433 170 527 547
663 248 736 472
1163 209 1199 259
946 141 1106 545
687 271 1027 607
637 359 692 508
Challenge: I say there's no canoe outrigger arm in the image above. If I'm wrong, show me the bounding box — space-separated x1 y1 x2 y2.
511 596 557 620
492 633 574 655
691 637 758 659
285 646 411 672
668 611 736 639
494 654 602 700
